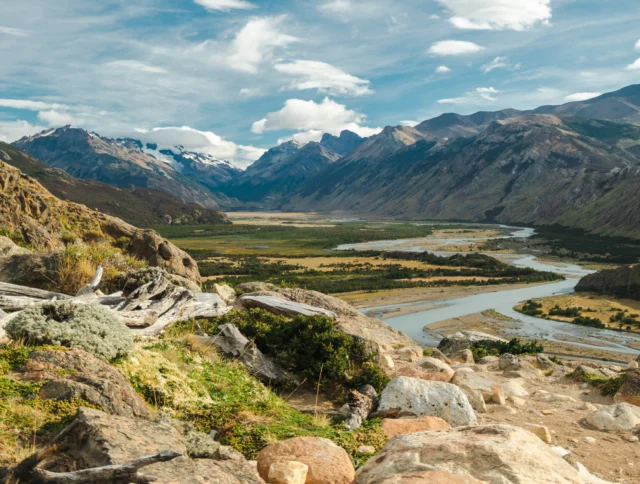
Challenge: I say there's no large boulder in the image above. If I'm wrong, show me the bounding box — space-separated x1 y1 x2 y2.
0 235 31 257
239 295 337 319
614 368 640 406
355 425 605 484
257 437 355 484
437 331 507 356
584 403 640 431
377 377 477 427
381 416 450 438
18 348 150 419
44 407 264 483
417 357 455 382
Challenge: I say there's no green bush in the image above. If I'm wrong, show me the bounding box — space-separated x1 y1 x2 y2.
471 338 544 361
169 310 388 393
519 300 544 316
6 301 133 361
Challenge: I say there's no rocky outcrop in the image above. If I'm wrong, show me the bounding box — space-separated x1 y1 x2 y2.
0 161 202 284
584 403 640 431
238 295 337 318
437 331 507 356
355 424 606 484
615 369 640 406
377 377 477 427
0 236 31 257
257 437 355 484
43 407 264 483
17 348 150 419
576 265 640 300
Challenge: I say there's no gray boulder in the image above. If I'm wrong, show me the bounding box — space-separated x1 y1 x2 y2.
437 331 507 356
585 403 640 431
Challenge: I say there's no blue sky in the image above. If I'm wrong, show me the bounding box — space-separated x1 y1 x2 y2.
1 0 639 167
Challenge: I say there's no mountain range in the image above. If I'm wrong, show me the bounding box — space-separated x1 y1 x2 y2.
8 84 640 237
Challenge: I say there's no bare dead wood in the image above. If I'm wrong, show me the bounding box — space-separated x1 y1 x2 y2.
0 282 70 310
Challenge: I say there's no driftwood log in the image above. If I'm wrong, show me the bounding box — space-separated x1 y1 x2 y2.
0 418 181 483
0 268 230 338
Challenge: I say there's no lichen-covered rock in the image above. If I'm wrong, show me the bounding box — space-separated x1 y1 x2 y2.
257 437 354 484
6 300 133 360
614 368 640 407
355 425 600 484
377 377 477 427
437 331 507 356
46 407 264 484
499 353 519 370
18 348 149 419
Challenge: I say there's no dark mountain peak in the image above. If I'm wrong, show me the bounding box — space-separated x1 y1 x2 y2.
319 130 365 156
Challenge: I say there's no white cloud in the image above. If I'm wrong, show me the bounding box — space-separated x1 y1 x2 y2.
135 126 265 169
226 16 298 73
239 87 264 98
252 97 381 139
400 120 420 127
274 60 373 96
437 0 552 31
277 130 324 145
317 0 353 14
635 40 640 50
194 0 257 11
0 99 67 111
438 87 500 104
626 58 640 71
37 110 76 126
0 120 47 143
0 26 29 37
435 65 451 74
428 40 483 56
105 60 167 74
564 92 602 102
481 57 509 73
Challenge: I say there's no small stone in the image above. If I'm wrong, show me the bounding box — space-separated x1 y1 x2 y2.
629 436 639 443
268 461 309 484
580 402 598 412
526 424 552 444
510 396 526 408
541 409 554 415
628 360 639 370
357 445 376 454
380 354 395 370
491 386 506 405
584 437 596 444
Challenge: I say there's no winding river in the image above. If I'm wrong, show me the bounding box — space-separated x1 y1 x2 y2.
337 225 640 358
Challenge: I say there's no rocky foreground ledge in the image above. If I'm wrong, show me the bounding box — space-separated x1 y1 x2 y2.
1 269 639 482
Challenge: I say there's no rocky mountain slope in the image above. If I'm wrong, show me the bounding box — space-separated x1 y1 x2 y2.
0 160 200 283
287 114 640 237
221 130 365 204
13 126 228 209
576 264 640 300
0 143 229 227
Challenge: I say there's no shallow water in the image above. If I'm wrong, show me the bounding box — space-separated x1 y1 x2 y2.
339 225 640 357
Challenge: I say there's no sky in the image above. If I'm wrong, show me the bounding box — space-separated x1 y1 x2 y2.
0 0 639 168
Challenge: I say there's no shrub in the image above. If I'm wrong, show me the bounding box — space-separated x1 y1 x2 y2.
519 300 544 316
549 305 582 317
471 338 544 360
169 309 388 393
571 316 605 329
5 301 133 360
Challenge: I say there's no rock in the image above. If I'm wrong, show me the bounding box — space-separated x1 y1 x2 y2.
381 416 450 438
0 235 31 257
238 281 277 293
490 386 506 405
452 369 527 401
437 331 507 356
257 437 354 484
355 424 599 484
627 360 639 370
380 354 395 370
499 353 519 370
357 446 376 454
210 324 294 384
345 389 374 431
214 283 237 303
429 348 454 365
584 436 596 444
502 360 542 380
239 295 336 319
526 424 552 443
18 348 149 419
536 354 560 373
510 396 526 408
476 355 499 365
585 403 640 431
48 407 264 483
377 377 477 427
501 379 529 397
451 349 475 364
614 368 640 407
183 430 221 458
416 357 455 382
629 436 639 442
268 461 309 484
581 402 598 412
538 394 577 403
573 365 608 380
456 383 487 413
